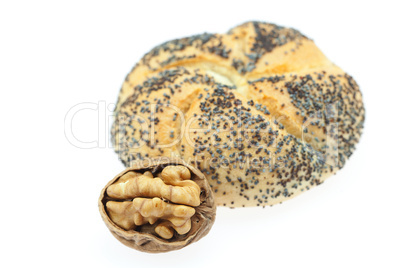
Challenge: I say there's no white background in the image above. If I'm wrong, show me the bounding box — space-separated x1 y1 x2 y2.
1 0 401 267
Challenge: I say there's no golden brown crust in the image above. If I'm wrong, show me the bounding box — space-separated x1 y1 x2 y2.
111 21 365 207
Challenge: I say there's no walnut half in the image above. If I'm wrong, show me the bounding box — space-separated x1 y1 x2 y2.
98 158 216 253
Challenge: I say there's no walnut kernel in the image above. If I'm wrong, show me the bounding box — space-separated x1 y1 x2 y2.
99 158 216 253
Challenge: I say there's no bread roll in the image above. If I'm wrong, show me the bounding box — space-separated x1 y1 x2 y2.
111 21 365 207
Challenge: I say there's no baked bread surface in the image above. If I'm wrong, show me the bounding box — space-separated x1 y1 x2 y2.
112 21 365 207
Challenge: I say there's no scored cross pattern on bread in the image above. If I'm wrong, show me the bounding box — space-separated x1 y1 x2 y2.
111 21 365 208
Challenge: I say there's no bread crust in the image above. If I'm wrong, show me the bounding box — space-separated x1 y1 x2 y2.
112 21 365 207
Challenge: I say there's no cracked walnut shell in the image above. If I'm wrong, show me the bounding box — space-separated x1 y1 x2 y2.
98 158 216 253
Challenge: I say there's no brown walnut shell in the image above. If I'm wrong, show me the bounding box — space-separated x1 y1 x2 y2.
98 157 216 253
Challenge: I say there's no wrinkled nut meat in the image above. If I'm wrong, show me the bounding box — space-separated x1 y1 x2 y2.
99 158 216 253
106 166 200 238
107 166 201 206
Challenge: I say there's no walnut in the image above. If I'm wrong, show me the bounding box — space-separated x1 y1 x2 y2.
99 158 216 253
106 198 195 239
106 166 201 206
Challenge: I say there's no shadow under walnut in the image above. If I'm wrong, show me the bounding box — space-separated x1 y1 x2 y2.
98 157 216 253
